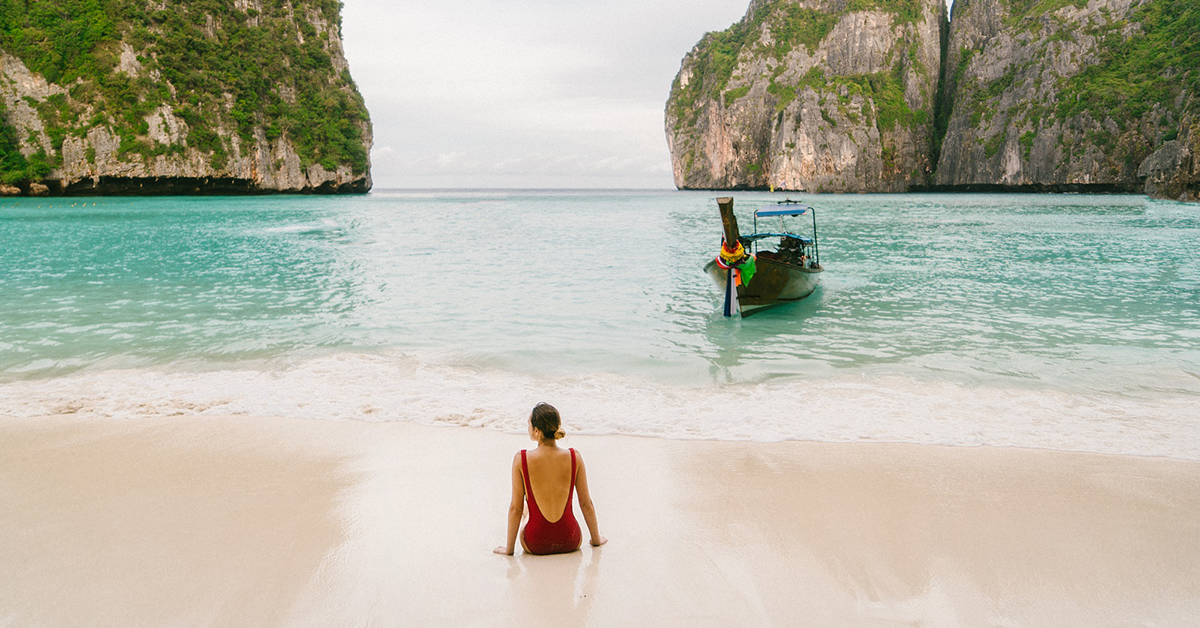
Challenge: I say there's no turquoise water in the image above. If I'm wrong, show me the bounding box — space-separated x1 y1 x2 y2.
1 191 1197 456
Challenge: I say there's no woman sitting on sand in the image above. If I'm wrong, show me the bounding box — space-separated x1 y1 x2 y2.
495 402 606 555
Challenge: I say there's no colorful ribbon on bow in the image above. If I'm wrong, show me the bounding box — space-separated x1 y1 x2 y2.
715 239 756 286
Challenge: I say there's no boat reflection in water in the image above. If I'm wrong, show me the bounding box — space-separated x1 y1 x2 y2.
703 196 824 317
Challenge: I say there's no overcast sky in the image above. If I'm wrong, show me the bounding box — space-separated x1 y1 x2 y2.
341 0 953 189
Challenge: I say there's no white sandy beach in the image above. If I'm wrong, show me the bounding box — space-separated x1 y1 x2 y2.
2 414 1198 627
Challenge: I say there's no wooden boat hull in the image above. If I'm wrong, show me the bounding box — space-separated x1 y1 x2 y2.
704 256 822 317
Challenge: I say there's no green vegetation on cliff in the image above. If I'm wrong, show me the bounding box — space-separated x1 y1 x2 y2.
1057 0 1198 128
768 5 841 57
1002 0 1087 28
0 101 50 184
786 65 923 131
668 1 772 125
850 0 924 25
0 0 368 184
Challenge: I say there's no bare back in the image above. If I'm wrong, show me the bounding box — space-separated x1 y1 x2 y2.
523 446 576 522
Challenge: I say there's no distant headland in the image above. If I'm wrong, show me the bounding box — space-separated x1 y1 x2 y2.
0 0 371 196
665 0 1198 202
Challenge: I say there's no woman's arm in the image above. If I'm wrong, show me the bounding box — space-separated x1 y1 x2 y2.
574 452 607 547
494 453 525 555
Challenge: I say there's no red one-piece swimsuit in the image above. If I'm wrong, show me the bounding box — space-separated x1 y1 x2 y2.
521 448 583 555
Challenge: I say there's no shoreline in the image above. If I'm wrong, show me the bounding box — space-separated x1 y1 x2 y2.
669 184 1197 203
3 351 1195 461
3 413 1198 626
0 175 370 197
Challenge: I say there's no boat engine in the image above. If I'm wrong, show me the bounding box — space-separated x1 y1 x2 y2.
776 234 809 266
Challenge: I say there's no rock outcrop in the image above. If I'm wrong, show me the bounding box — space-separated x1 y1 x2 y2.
665 0 946 192
0 0 371 195
1137 117 1199 202
668 0 1199 201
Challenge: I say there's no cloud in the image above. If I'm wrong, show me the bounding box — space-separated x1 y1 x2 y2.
341 0 749 188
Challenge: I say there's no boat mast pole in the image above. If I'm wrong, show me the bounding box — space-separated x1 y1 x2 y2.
811 206 820 267
716 197 742 316
717 197 740 247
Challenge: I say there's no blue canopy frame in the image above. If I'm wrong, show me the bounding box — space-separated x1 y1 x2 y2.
746 199 820 267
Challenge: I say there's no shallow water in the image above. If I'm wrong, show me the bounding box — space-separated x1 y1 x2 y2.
1 191 1197 457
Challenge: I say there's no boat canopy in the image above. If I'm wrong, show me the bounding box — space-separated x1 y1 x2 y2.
755 205 809 217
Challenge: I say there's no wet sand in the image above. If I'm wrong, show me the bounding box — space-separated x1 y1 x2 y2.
1 414 1198 627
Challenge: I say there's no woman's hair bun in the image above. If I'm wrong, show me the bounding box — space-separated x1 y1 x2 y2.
530 402 564 442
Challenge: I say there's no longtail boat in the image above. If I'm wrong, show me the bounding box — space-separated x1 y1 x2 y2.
703 196 824 317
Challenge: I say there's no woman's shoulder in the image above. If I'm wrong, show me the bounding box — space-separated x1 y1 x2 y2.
523 447 580 462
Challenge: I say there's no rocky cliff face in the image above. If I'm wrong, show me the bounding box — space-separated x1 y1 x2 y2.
1137 116 1198 202
665 0 946 192
0 0 371 195
668 0 1198 201
935 0 1197 200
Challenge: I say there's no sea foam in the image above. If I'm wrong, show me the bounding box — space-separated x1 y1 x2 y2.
1 349 1196 460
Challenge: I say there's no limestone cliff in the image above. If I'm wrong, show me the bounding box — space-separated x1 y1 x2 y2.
0 0 371 195
935 0 1198 200
665 0 946 192
668 0 1199 201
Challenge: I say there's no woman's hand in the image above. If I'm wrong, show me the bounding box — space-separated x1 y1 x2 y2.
590 536 608 547
494 546 514 555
